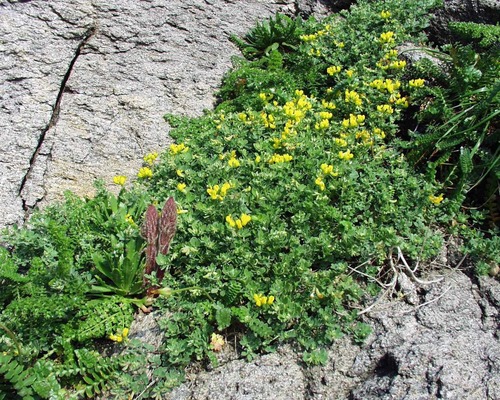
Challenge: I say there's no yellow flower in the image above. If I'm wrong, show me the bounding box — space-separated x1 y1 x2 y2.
268 153 293 164
176 169 184 177
177 182 187 193
177 208 188 214
220 182 232 197
319 111 333 120
125 214 134 225
113 175 127 186
429 194 444 205
240 213 252 227
226 215 236 228
345 89 363 106
320 163 334 175
207 184 221 200
346 69 354 78
169 143 188 155
253 293 274 307
122 328 129 338
228 151 240 168
342 114 365 128
300 33 318 42
109 334 122 343
327 65 342 76
255 155 261 163
377 104 394 114
380 10 391 19
335 137 348 147
321 100 336 110
409 79 425 88
143 152 158 166
138 167 153 179
227 213 251 229
338 149 354 160
389 60 406 70
379 31 395 44
315 119 330 130
315 176 326 191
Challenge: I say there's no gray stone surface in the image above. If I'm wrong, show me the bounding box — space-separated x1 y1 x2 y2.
2 1 499 399
430 0 500 43
169 270 499 400
0 0 297 228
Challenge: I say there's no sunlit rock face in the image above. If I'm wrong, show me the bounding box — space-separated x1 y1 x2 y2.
0 0 296 228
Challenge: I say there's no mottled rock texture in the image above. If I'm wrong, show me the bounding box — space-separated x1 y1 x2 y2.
166 270 499 400
2 1 499 399
0 0 299 228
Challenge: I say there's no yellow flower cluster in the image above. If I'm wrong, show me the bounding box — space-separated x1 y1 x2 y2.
253 293 275 307
338 149 354 160
315 163 338 191
207 182 232 201
334 137 348 147
228 151 240 168
379 31 395 44
369 78 401 93
389 93 409 108
321 99 336 110
259 92 273 102
342 113 366 128
261 112 276 129
345 89 363 106
380 10 391 19
409 79 425 88
429 194 444 205
355 130 371 144
109 328 129 343
309 48 322 57
226 213 252 229
384 49 399 59
315 118 330 130
315 176 326 191
389 60 406 70
138 167 153 179
143 152 158 166
125 213 135 225
321 163 337 180
268 153 293 164
113 175 127 186
377 104 394 114
300 33 319 42
169 143 189 155
327 65 342 76
177 182 187 193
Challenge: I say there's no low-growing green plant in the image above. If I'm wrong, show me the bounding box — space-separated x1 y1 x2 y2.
146 0 452 375
2 0 497 397
230 12 304 60
449 21 500 49
0 182 175 397
402 39 499 211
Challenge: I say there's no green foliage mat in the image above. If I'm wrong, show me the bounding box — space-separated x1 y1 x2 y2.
1 0 498 398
